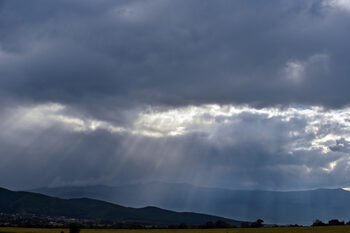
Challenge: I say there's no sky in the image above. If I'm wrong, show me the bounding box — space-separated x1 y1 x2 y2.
1 0 350 191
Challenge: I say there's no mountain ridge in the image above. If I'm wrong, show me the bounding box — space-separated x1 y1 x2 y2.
29 182 350 225
0 186 241 226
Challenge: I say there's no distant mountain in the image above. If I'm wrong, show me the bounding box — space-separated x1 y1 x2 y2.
0 187 240 226
31 182 350 225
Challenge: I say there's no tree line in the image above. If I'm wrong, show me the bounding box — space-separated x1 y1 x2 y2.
312 219 350 226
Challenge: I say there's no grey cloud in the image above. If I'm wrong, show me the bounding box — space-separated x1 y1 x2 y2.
1 104 350 191
1 0 350 115
1 0 350 191
329 138 350 152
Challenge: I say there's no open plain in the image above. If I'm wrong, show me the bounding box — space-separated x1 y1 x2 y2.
2 227 350 233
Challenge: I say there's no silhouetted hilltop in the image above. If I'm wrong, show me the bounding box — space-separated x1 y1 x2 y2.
31 183 350 225
0 187 240 226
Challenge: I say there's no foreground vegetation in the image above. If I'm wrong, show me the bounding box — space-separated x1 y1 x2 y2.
2 226 350 233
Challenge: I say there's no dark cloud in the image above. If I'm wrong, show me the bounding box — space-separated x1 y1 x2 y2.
1 0 350 190
1 103 349 190
1 0 350 112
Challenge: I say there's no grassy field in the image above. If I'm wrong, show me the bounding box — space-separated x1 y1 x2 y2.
2 227 350 233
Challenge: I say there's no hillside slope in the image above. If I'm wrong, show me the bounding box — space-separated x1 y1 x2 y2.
31 183 350 225
0 187 240 226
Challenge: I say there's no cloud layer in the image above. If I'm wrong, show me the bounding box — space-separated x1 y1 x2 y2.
1 103 350 190
1 0 350 109
1 0 350 190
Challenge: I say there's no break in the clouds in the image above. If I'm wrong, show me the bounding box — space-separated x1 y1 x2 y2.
1 0 350 190
1 103 350 190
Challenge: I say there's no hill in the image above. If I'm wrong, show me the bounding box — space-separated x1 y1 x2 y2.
0 187 240 226
31 182 350 225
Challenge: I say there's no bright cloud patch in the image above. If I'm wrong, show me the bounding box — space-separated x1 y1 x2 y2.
2 103 125 133
2 102 350 189
325 0 350 11
6 103 350 156
111 0 169 23
136 105 350 154
283 54 329 83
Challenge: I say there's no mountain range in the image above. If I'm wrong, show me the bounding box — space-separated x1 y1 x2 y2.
30 182 350 225
0 187 240 226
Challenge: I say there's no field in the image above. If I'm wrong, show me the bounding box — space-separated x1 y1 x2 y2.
2 227 350 233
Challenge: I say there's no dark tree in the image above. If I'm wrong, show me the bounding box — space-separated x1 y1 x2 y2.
215 220 230 228
312 219 326 226
241 221 250 228
328 219 344 226
251 219 264 228
205 221 215 228
168 224 178 229
69 223 80 233
178 223 188 229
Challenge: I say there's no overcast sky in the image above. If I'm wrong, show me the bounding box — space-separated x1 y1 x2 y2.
1 0 350 190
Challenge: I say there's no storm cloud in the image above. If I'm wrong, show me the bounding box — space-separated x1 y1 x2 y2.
1 0 350 190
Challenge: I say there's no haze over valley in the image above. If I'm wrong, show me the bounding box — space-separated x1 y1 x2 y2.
2 0 350 228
